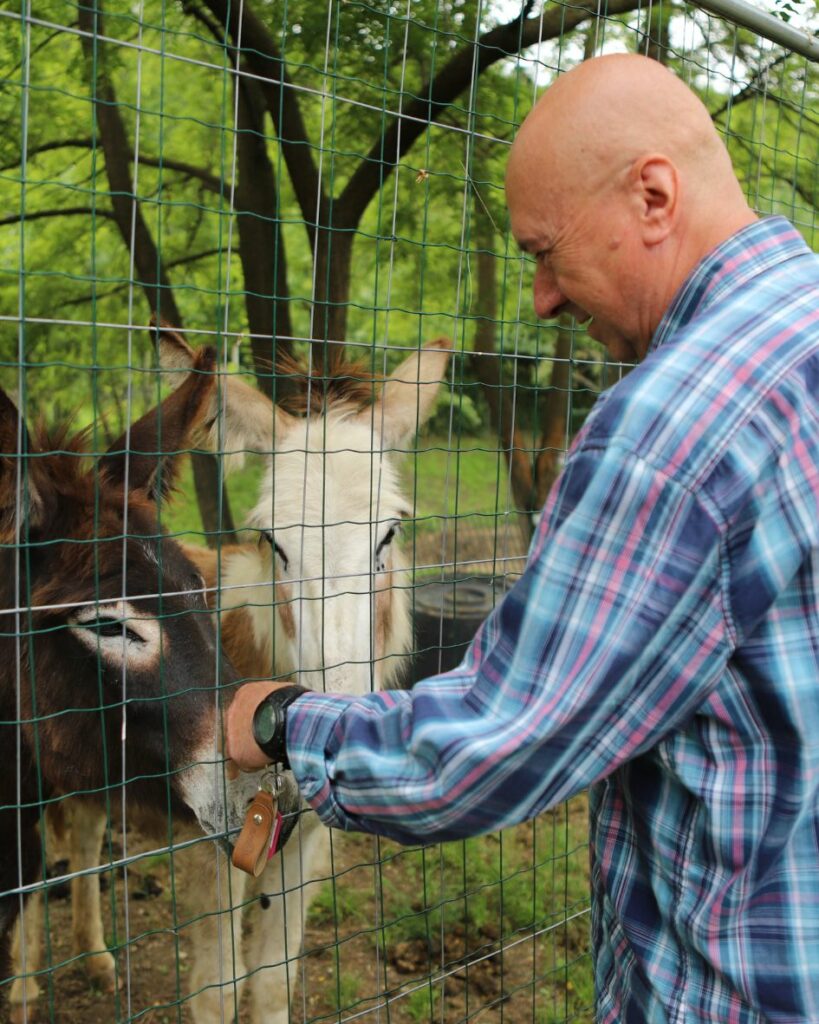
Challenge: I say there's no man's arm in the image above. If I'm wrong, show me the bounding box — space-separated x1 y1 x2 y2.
232 442 732 844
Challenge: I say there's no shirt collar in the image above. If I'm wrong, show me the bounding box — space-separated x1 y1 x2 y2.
649 216 811 354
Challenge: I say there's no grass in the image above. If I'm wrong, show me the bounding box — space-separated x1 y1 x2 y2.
372 799 590 953
304 797 593 1023
160 457 264 545
403 433 517 535
405 983 440 1022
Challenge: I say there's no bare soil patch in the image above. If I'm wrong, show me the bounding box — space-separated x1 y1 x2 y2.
6 800 593 1024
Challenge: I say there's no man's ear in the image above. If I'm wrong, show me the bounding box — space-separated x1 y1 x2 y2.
630 154 678 245
0 388 47 542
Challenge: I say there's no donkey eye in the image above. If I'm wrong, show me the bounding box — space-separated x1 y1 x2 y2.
375 520 402 573
82 618 145 645
70 602 159 664
262 531 289 573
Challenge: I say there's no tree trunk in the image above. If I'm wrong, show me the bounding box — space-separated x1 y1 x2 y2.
534 321 572 507
78 0 234 544
235 75 294 398
310 225 354 366
469 192 534 537
644 3 673 63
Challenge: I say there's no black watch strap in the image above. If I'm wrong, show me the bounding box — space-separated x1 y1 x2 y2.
252 685 309 770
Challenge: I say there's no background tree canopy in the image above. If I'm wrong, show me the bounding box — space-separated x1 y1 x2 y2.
2 0 817 537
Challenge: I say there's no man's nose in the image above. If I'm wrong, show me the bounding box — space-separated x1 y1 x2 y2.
533 264 566 320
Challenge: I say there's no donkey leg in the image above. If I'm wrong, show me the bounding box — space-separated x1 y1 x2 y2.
8 800 67 1022
9 891 43 1024
187 843 248 1024
246 821 332 1024
69 800 118 991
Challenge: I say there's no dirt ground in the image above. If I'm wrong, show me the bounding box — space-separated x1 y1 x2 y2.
5 804 593 1024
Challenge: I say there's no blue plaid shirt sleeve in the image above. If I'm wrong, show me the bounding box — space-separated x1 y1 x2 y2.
288 440 731 844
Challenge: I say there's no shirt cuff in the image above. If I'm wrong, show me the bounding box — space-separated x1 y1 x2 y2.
285 690 365 830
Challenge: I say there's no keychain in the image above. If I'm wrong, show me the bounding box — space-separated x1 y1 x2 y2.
232 769 284 877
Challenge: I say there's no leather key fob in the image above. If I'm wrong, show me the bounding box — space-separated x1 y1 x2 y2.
232 790 282 877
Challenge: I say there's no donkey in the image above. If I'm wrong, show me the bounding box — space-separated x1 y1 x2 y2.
159 324 452 1023
0 352 285 1018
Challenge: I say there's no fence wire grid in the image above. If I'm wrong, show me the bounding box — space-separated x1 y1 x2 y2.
1 0 817 1022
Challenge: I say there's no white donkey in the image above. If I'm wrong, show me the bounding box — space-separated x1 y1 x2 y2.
11 326 451 1024
170 326 451 1023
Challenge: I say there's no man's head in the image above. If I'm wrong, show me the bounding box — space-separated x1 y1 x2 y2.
506 53 757 361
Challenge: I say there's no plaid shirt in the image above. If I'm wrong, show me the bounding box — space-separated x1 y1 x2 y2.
289 216 819 1023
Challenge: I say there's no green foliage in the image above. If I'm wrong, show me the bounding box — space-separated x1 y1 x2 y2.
426 385 486 437
374 799 591 954
4 0 814 498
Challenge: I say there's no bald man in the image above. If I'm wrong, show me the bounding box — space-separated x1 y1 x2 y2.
226 55 819 1021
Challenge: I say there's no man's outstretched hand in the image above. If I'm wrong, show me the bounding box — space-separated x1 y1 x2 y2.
225 680 294 775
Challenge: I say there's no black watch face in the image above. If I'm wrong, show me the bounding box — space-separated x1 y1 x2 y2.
254 701 277 746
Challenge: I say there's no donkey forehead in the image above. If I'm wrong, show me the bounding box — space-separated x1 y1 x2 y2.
36 531 202 611
254 417 408 528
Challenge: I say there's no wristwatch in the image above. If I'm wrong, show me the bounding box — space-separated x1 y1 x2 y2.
252 685 309 770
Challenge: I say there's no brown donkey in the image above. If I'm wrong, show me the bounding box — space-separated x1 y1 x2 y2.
0 353 274 1012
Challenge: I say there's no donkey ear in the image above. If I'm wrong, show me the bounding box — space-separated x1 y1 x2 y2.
99 346 218 503
149 315 197 380
150 318 294 465
366 338 452 448
0 388 47 541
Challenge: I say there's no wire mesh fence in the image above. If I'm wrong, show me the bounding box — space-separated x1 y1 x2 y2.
1 0 817 1021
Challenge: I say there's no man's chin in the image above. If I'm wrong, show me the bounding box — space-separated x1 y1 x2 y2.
588 323 639 363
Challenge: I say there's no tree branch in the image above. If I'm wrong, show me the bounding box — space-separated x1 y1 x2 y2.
709 51 790 120
1 137 93 173
60 248 224 309
197 0 324 247
137 154 227 194
731 131 817 213
337 0 641 228
0 206 117 227
77 0 235 540
2 137 228 195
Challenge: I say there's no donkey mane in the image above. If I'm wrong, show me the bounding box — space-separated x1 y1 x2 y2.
16 422 91 485
12 423 173 530
6 424 187 618
275 350 381 417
